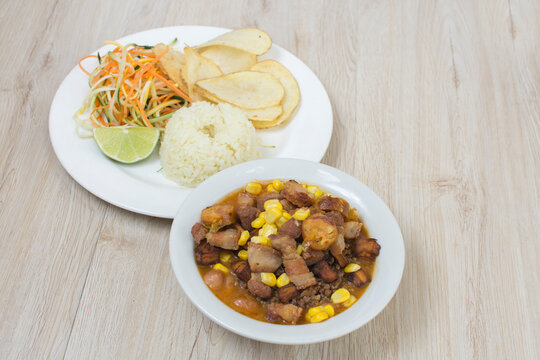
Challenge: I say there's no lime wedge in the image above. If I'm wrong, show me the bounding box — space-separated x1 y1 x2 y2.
93 127 160 164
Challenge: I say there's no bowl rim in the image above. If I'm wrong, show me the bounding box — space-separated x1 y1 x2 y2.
169 158 405 344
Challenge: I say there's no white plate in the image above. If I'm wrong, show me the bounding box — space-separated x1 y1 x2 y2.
170 158 405 344
49 26 333 218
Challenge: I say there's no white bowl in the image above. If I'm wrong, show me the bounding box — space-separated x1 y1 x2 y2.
169 158 405 344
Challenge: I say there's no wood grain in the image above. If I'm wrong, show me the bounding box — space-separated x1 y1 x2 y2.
0 0 538 359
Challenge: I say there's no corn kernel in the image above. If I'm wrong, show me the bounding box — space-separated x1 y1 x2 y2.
343 295 357 307
307 306 323 318
314 188 323 198
264 199 282 211
266 184 277 192
344 263 361 273
251 217 266 229
238 250 248 260
282 212 292 220
260 223 278 238
260 272 277 287
238 230 250 246
258 211 266 220
245 182 262 195
331 288 351 304
265 208 282 224
220 251 232 263
251 236 271 246
272 179 284 191
307 185 321 196
275 216 288 228
301 183 308 189
310 311 329 323
293 208 310 221
322 304 335 317
296 244 303 255
276 273 290 287
212 263 229 273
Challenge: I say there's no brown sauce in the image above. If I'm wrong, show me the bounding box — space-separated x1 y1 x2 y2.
195 181 376 325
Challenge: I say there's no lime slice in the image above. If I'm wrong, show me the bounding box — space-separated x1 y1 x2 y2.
93 127 160 164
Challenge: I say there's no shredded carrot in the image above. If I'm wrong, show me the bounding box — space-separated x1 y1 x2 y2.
78 55 98 75
130 51 155 57
75 41 188 132
151 70 193 103
133 99 153 128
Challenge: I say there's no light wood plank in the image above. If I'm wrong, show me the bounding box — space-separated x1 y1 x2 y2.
0 0 538 359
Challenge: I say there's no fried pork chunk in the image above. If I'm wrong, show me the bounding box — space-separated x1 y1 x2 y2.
282 180 313 207
247 273 273 299
247 242 282 272
302 215 338 250
354 238 381 260
317 195 350 218
270 234 317 289
206 228 241 250
266 303 303 324
201 204 236 227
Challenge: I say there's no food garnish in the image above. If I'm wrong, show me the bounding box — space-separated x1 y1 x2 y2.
74 41 190 135
92 127 160 164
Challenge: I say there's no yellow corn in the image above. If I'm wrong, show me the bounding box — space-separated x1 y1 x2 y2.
260 223 278 238
260 272 277 287
344 263 361 273
343 295 357 307
322 304 335 317
259 211 266 220
265 207 283 224
275 216 288 228
238 250 248 260
293 208 310 221
307 306 323 318
276 273 290 287
272 179 284 191
282 212 292 220
220 251 232 263
251 236 271 246
238 230 250 246
245 182 262 195
309 311 329 323
264 199 282 211
331 288 351 304
266 184 277 192
213 263 229 273
307 185 319 195
314 188 323 198
296 244 304 255
251 217 266 229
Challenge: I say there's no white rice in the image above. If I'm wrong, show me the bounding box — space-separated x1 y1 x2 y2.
160 101 260 187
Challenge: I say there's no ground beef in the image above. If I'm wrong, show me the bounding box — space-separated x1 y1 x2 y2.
342 242 353 258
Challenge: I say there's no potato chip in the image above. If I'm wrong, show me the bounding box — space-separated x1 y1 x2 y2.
200 46 257 74
196 90 282 122
195 71 284 109
181 46 222 100
243 106 283 121
250 60 300 128
152 44 187 93
195 28 272 56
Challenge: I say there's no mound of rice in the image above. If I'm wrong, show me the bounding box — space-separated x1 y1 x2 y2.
160 101 260 187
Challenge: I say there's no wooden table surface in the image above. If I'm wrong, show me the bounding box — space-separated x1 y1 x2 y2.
1 0 539 358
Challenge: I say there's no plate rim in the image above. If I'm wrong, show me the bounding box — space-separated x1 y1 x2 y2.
49 25 333 218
